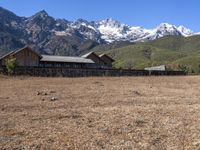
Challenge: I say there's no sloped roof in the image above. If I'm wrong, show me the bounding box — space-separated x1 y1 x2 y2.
0 46 41 60
0 51 15 60
82 51 105 62
40 55 95 64
99 54 115 62
81 52 97 58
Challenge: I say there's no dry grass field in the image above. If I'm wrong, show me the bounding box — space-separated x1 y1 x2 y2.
0 75 200 150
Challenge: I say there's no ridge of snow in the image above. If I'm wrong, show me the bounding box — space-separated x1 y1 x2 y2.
177 25 193 37
52 18 197 43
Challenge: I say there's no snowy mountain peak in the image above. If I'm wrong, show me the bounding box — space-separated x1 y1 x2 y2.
177 25 193 36
157 23 176 28
52 18 197 43
153 23 194 37
97 18 130 42
156 23 179 33
98 18 130 31
1 7 199 57
95 21 195 42
25 9 197 44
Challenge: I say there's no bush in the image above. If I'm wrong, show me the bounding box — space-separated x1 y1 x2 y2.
5 58 18 75
178 64 190 74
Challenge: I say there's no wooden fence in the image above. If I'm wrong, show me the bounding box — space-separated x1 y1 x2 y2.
0 66 186 77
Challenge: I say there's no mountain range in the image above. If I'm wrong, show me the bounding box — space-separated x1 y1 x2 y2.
0 7 200 73
0 6 199 57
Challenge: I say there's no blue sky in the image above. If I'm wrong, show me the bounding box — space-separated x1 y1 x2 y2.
0 0 200 31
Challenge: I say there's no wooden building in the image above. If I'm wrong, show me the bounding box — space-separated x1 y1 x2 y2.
99 54 115 68
0 47 41 67
82 52 105 67
39 55 95 68
82 52 114 69
144 65 166 71
0 47 115 69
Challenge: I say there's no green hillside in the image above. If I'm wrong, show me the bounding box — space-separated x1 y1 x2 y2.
93 35 200 74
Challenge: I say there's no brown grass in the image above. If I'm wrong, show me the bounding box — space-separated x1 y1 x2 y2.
0 76 200 149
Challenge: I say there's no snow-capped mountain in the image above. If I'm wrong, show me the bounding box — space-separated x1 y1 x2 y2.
97 18 130 42
177 25 193 37
96 21 194 42
0 6 199 56
54 18 196 43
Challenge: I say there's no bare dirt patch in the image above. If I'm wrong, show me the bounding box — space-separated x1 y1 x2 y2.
0 76 200 149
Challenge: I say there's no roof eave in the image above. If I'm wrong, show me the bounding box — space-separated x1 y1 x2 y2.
40 60 94 64
99 54 115 62
0 46 42 60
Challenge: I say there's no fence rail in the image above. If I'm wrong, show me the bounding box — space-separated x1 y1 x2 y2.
0 66 186 77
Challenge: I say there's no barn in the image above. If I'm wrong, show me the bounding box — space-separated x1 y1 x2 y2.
39 55 95 68
82 52 114 69
99 54 115 68
0 47 114 69
0 47 41 67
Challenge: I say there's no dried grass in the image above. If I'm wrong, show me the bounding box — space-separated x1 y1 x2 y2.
0 76 200 149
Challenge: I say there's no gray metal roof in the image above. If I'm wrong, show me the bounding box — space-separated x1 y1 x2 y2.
40 55 95 64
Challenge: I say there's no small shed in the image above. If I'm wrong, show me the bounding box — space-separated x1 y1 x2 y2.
144 65 166 71
0 47 41 67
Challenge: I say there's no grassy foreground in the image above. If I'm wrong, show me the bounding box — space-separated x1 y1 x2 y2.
0 76 200 149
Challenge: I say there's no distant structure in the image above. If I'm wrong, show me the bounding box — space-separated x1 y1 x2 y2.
99 54 115 68
0 47 186 76
0 47 41 67
0 47 114 69
82 52 107 68
82 52 114 69
144 65 166 71
39 55 95 68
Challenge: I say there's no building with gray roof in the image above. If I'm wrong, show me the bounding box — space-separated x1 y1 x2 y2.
0 47 114 69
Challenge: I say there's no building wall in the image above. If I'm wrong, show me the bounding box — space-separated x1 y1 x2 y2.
39 61 97 69
1 48 40 67
85 54 105 66
85 54 114 69
100 56 113 68
0 48 114 69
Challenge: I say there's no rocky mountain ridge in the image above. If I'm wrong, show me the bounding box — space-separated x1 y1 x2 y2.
0 7 199 56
